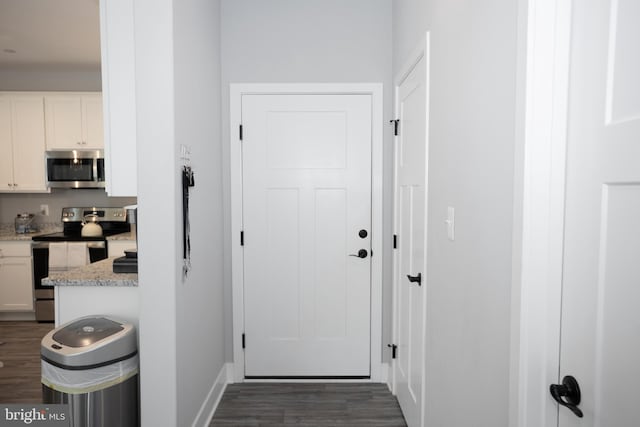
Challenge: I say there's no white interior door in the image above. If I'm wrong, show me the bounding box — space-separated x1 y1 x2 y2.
393 42 429 427
555 0 640 424
242 93 372 377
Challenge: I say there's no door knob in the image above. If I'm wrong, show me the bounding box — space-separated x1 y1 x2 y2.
349 249 368 258
550 375 583 418
406 273 422 285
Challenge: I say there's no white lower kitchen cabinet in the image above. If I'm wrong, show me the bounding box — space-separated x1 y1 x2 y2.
0 94 48 193
0 242 34 312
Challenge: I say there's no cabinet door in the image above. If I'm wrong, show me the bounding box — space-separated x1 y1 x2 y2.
0 97 14 191
11 96 47 192
82 94 104 149
45 96 83 149
0 257 34 311
100 0 137 196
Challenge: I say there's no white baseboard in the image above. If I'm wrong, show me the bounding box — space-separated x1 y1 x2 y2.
192 363 230 427
226 362 235 384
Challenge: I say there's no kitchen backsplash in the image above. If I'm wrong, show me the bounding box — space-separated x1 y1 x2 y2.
0 189 136 225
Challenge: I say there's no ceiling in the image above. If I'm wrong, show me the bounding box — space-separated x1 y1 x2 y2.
0 0 101 70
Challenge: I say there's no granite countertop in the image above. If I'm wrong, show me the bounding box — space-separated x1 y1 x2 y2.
107 230 137 241
0 226 136 242
0 223 62 241
43 257 138 287
0 230 43 241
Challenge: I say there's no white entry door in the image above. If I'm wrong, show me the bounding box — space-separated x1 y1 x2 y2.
555 0 640 424
393 39 429 427
242 94 372 377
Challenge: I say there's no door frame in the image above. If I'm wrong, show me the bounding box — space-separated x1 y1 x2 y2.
510 0 572 425
229 83 384 382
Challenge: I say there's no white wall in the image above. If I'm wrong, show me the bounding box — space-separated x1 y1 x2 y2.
393 0 518 426
173 0 225 425
134 0 178 424
220 0 394 364
134 0 224 425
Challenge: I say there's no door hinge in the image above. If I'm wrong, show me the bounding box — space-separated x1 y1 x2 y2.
240 231 244 246
387 344 397 359
242 333 246 349
239 124 243 141
393 234 397 249
390 119 399 136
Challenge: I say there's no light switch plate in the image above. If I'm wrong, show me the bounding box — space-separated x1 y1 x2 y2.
40 204 49 216
446 206 455 241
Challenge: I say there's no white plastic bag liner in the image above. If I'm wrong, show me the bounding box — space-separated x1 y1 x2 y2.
42 354 138 394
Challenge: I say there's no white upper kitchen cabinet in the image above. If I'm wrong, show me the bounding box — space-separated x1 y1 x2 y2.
44 93 104 150
0 94 48 193
99 0 137 197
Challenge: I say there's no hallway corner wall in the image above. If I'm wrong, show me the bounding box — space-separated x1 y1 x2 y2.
393 0 518 425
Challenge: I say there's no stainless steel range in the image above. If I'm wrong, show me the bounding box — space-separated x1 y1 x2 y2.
31 207 131 322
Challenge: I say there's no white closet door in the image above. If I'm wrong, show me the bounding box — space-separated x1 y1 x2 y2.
556 0 640 425
393 43 429 427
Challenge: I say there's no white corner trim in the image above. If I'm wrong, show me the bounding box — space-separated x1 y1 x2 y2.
225 362 235 384
378 362 390 388
193 363 229 427
229 83 384 382
510 0 572 426
229 84 245 383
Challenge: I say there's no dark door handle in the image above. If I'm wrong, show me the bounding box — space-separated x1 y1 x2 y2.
550 375 583 418
406 273 422 285
349 249 368 259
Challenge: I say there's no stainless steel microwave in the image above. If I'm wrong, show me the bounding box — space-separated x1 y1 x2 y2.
46 150 106 189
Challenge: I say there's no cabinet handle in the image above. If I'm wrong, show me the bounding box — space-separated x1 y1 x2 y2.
7 183 11 187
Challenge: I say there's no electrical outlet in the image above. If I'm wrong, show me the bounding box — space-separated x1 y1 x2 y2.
40 204 49 216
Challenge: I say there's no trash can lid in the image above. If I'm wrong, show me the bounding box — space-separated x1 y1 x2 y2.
52 317 124 348
41 316 137 369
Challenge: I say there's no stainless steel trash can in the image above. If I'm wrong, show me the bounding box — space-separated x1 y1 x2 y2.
41 316 139 427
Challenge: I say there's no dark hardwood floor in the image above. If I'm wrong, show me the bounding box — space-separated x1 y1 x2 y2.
211 383 407 426
0 321 54 403
1 323 408 426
